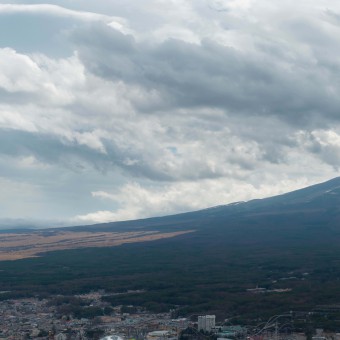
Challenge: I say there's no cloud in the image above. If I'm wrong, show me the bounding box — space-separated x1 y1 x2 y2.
0 4 132 57
296 129 340 169
0 4 128 27
0 49 84 105
70 21 340 128
207 0 251 12
74 210 124 224
75 177 314 223
0 47 283 181
1 1 340 224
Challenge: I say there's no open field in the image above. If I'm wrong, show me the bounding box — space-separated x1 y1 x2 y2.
0 229 194 261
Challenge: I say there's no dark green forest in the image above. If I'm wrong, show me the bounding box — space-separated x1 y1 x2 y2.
1 230 340 323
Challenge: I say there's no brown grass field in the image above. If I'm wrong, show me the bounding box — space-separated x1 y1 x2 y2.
0 230 193 261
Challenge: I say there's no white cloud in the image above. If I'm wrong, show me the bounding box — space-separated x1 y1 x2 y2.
75 209 139 224
0 3 128 26
76 176 316 224
0 48 41 93
295 129 340 168
0 109 37 132
0 49 84 105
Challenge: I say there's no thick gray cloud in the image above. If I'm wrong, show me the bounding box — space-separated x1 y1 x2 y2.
0 1 340 225
70 22 340 128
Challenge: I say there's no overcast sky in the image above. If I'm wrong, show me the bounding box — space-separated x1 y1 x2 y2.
1 0 340 227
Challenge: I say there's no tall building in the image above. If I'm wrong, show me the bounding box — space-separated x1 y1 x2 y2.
198 315 215 332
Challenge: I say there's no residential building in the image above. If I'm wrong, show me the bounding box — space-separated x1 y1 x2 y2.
198 315 215 332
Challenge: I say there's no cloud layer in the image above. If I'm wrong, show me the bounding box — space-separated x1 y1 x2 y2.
1 1 340 225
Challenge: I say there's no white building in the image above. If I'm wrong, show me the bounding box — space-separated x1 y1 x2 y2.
198 315 215 332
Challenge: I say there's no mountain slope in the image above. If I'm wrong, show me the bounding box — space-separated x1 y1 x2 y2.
69 177 340 242
2 177 340 321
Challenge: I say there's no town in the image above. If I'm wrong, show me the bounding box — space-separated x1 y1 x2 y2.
1 291 340 340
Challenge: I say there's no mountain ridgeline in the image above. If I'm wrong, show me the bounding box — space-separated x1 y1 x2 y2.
71 176 340 245
2 177 340 322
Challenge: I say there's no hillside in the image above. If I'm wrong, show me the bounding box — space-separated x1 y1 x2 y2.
1 177 340 322
68 176 340 245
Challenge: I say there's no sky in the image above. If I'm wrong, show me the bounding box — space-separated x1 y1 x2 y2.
1 0 340 227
